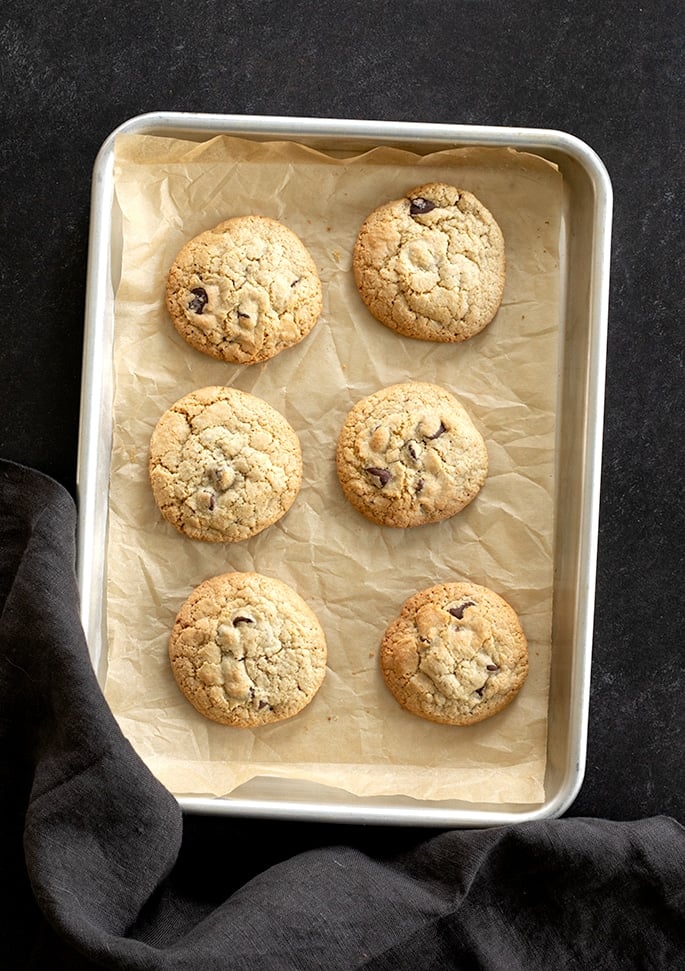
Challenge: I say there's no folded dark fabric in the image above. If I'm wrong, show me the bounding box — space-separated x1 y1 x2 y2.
1 459 683 970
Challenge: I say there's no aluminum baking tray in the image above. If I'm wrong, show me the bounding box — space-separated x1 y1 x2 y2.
76 112 612 827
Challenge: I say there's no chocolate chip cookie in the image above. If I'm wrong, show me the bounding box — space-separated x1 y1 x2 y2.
335 382 488 528
149 386 302 542
169 571 328 727
380 581 528 726
166 215 322 364
353 182 505 342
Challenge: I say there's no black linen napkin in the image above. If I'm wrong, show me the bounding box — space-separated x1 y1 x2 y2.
1 458 683 970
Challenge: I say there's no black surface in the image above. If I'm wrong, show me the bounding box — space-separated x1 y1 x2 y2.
1 0 682 839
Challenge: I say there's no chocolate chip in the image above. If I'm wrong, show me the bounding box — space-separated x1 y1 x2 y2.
257 700 269 710
425 421 446 440
415 478 424 493
406 441 419 460
448 601 475 620
365 467 391 487
486 664 500 672
233 616 255 626
475 685 486 697
188 287 208 314
410 197 437 215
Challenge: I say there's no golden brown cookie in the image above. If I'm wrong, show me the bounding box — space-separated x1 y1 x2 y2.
169 572 328 727
353 182 505 342
335 382 488 528
380 581 528 726
149 386 302 542
166 215 322 364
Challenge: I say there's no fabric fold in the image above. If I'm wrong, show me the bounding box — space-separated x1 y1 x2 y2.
0 460 182 967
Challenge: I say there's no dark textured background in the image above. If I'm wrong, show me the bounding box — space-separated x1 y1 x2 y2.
0 0 682 844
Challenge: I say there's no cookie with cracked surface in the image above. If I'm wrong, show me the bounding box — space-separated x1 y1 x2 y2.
380 582 528 726
149 386 302 542
169 572 328 727
352 182 505 342
166 215 322 364
335 382 488 528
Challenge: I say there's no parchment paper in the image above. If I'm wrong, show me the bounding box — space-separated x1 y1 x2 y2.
105 132 563 805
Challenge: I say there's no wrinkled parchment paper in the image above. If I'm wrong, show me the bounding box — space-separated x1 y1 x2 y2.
105 132 563 805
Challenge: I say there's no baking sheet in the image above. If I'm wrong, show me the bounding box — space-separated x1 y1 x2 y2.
103 132 563 805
